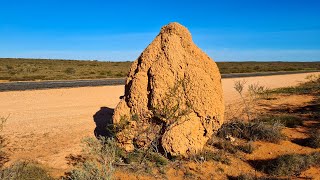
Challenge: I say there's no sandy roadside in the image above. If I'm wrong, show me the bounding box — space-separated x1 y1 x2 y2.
0 72 319 176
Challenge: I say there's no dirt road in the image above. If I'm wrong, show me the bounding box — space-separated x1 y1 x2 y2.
0 72 319 176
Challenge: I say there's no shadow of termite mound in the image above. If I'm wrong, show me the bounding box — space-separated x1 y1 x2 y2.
93 107 114 138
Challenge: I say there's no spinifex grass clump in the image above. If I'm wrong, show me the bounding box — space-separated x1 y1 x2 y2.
237 142 255 154
211 139 238 154
209 138 255 154
260 152 320 176
66 137 117 180
256 114 303 128
217 120 283 143
0 161 54 180
125 149 168 167
190 149 231 165
307 129 320 148
0 117 7 168
65 135 170 179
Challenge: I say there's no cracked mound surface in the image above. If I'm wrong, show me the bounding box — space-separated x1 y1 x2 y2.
113 22 224 157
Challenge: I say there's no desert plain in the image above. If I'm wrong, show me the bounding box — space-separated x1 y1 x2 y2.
0 72 319 178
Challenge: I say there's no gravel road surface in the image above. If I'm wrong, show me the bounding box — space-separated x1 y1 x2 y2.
0 70 319 92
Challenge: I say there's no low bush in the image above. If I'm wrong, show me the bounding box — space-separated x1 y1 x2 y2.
125 149 168 167
0 161 53 180
183 169 195 179
217 120 283 143
307 129 320 148
191 149 231 165
0 117 7 167
211 139 238 154
237 142 255 154
210 138 256 154
146 152 168 167
64 67 76 74
255 152 320 176
256 114 303 128
65 137 117 180
248 83 272 100
65 136 168 179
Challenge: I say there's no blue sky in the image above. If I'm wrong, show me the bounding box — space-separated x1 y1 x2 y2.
0 0 319 61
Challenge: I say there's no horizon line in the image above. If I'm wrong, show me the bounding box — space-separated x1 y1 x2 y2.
0 57 319 63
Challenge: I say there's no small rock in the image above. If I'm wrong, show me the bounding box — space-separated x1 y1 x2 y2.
226 135 236 142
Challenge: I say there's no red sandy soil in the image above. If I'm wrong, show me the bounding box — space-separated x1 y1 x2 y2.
0 72 319 178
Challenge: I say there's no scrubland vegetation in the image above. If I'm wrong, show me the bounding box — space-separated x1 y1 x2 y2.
0 58 319 81
0 58 130 81
0 74 319 179
67 74 319 179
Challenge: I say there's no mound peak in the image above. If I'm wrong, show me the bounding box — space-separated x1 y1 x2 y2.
159 22 192 40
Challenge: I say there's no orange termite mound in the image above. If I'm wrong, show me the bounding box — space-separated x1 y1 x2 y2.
113 22 224 157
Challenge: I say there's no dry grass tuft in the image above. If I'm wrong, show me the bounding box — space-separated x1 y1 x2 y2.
217 120 283 143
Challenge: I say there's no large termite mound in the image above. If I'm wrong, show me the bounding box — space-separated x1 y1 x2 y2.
113 22 224 157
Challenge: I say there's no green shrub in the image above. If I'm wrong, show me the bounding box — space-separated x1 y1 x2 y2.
66 137 117 180
0 117 7 168
248 83 272 100
183 169 195 179
106 70 112 76
125 149 168 167
125 149 144 164
146 152 168 166
210 138 255 154
0 161 53 180
191 150 231 165
258 152 320 176
307 129 320 148
64 67 76 74
5 65 13 70
256 114 303 128
211 139 238 154
152 78 193 127
233 80 253 120
217 120 283 143
237 142 255 154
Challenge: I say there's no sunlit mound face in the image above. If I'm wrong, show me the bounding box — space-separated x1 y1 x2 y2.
112 22 224 157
